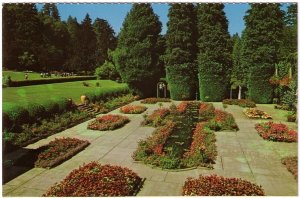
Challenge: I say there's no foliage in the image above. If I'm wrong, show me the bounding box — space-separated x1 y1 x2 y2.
35 137 90 168
208 109 238 131
164 4 198 100
243 4 284 103
243 108 272 119
2 104 30 131
222 99 256 108
282 156 298 179
120 105 147 114
84 86 130 104
281 79 297 111
182 175 265 196
199 102 215 121
255 121 297 142
87 114 130 131
114 4 162 97
197 4 232 102
142 108 170 127
140 97 171 104
95 60 119 80
44 162 143 196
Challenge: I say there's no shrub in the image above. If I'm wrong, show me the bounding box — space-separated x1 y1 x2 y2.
120 105 147 114
208 109 238 131
282 156 297 179
243 108 272 119
35 138 90 168
255 121 297 142
27 103 46 122
82 82 90 87
87 115 130 131
9 76 96 87
2 112 12 130
199 102 215 121
287 112 297 122
140 97 171 104
182 175 265 196
95 60 120 80
3 104 29 130
44 162 143 196
222 99 256 108
84 86 130 104
142 108 170 127
42 100 60 117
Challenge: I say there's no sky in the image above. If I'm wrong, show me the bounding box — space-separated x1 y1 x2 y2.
36 3 290 36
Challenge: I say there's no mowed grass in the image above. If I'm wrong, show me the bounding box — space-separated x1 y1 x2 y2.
3 80 128 105
3 71 42 81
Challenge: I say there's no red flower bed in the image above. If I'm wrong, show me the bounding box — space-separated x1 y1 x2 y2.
182 122 217 167
199 102 215 121
133 120 176 159
222 99 256 108
142 108 170 127
255 121 297 142
87 114 129 131
282 156 298 179
208 109 238 131
44 162 143 196
140 97 171 104
177 101 199 114
182 175 265 196
120 105 147 114
243 108 272 119
35 138 90 168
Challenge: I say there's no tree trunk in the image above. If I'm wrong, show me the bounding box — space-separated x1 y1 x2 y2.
238 86 242 99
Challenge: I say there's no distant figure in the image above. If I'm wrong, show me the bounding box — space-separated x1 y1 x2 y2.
40 73 43 78
25 73 28 80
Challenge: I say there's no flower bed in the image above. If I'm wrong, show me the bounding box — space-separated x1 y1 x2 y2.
243 108 272 119
44 162 143 196
87 114 129 131
182 175 265 196
182 122 217 168
177 101 199 114
120 105 147 114
255 121 297 142
141 108 170 127
208 109 239 131
35 138 90 168
222 99 256 108
282 156 298 179
199 102 215 121
140 97 171 104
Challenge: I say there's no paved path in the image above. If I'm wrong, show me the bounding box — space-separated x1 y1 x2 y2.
2 102 297 196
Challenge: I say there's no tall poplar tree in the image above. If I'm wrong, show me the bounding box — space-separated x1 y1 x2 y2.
197 4 232 101
114 4 162 97
243 4 284 103
164 3 198 100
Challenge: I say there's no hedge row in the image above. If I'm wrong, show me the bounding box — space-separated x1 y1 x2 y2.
9 76 96 87
3 98 74 131
84 86 131 103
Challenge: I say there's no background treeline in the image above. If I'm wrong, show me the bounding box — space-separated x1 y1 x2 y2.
2 3 298 103
3 3 117 73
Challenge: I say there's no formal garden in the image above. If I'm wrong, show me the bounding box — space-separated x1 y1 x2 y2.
2 2 298 197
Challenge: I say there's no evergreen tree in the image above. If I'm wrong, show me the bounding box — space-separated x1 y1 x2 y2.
114 4 162 97
197 4 232 101
93 18 117 66
3 3 42 70
164 3 198 100
243 4 284 103
41 3 60 20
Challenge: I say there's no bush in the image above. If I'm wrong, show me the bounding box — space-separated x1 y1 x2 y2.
27 103 46 122
84 86 130 104
35 138 90 168
182 175 265 196
248 75 273 103
222 99 256 108
87 115 130 131
208 109 238 131
9 76 96 87
82 82 90 87
3 104 29 130
42 100 60 116
282 156 297 179
44 162 143 196
2 112 12 131
95 60 120 80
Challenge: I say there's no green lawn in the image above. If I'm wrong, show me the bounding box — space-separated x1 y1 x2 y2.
3 71 42 81
3 80 128 105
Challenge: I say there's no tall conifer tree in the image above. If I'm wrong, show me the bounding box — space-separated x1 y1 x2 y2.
114 4 162 97
164 3 198 100
243 4 284 103
197 4 232 102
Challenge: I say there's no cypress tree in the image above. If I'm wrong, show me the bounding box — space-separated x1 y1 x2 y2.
114 4 162 97
197 4 232 102
164 3 198 100
243 4 284 103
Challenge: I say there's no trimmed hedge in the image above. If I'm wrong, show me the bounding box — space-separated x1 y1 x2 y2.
84 86 130 103
9 76 96 87
248 75 273 103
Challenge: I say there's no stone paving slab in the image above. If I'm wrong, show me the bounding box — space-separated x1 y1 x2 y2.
2 102 298 196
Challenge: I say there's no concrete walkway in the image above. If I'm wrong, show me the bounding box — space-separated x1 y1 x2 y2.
2 102 298 196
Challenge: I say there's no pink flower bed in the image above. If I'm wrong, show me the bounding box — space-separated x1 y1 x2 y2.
87 114 129 131
120 105 147 114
